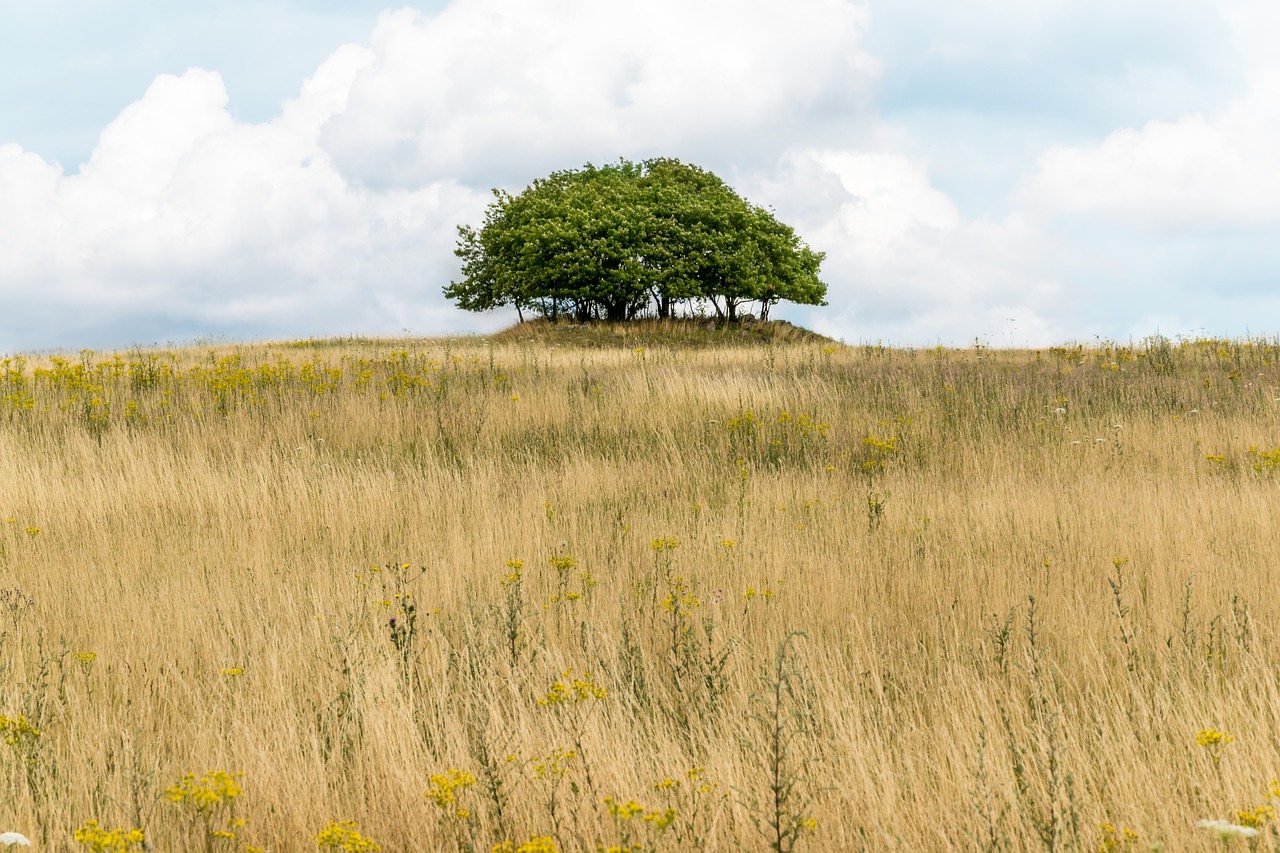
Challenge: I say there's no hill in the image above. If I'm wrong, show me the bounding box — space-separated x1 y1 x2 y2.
487 316 836 348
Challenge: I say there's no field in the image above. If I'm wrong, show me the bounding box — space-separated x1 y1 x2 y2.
3 321 1280 851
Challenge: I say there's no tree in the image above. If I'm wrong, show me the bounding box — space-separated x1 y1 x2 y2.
445 158 827 323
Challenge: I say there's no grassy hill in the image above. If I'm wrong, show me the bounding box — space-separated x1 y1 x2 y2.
489 317 836 348
1 328 1279 850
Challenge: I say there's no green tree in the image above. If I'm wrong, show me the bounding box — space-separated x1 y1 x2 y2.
445 159 827 323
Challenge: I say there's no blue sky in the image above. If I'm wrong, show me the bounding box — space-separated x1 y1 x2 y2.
1 0 1277 351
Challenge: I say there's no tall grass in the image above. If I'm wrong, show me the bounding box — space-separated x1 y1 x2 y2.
2 328 1280 850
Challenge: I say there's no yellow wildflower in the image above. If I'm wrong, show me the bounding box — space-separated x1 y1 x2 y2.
314 820 381 852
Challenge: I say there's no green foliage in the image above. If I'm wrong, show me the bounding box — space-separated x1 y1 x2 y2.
446 159 827 323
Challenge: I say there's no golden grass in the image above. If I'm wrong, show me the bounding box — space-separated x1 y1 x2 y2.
2 330 1280 851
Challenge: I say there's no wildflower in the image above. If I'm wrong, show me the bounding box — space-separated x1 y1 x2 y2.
1235 805 1274 828
0 833 31 848
644 807 678 830
491 837 558 853
73 819 146 852
165 770 242 814
1098 821 1140 851
0 715 41 746
221 667 244 677
425 769 477 819
661 576 700 612
502 559 524 588
538 671 607 705
1196 728 1235 763
314 820 381 852
684 766 719 795
531 748 575 778
604 798 646 819
548 555 577 573
1197 819 1257 840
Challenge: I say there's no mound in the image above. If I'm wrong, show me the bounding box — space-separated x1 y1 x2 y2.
487 317 836 349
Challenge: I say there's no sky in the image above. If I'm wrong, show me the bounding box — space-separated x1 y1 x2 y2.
1 0 1278 352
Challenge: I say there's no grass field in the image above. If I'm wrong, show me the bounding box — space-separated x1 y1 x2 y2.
3 321 1280 851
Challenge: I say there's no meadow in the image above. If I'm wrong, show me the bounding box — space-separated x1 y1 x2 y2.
2 321 1280 851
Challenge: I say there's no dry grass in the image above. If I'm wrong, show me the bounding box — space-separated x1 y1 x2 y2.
2 328 1280 851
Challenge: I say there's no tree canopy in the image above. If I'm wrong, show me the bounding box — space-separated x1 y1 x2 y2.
445 158 827 323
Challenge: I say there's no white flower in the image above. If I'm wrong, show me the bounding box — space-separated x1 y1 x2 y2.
1052 407 1067 415
0 832 31 847
1197 819 1258 840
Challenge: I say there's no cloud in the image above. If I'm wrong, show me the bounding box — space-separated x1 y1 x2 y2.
1018 70 1280 231
319 2 879 188
0 60 489 351
749 149 1073 346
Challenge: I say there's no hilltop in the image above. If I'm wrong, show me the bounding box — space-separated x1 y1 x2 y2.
487 317 837 348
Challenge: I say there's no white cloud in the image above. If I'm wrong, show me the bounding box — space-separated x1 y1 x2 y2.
752 149 1072 346
1019 70 1280 230
0 60 490 350
319 1 879 187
